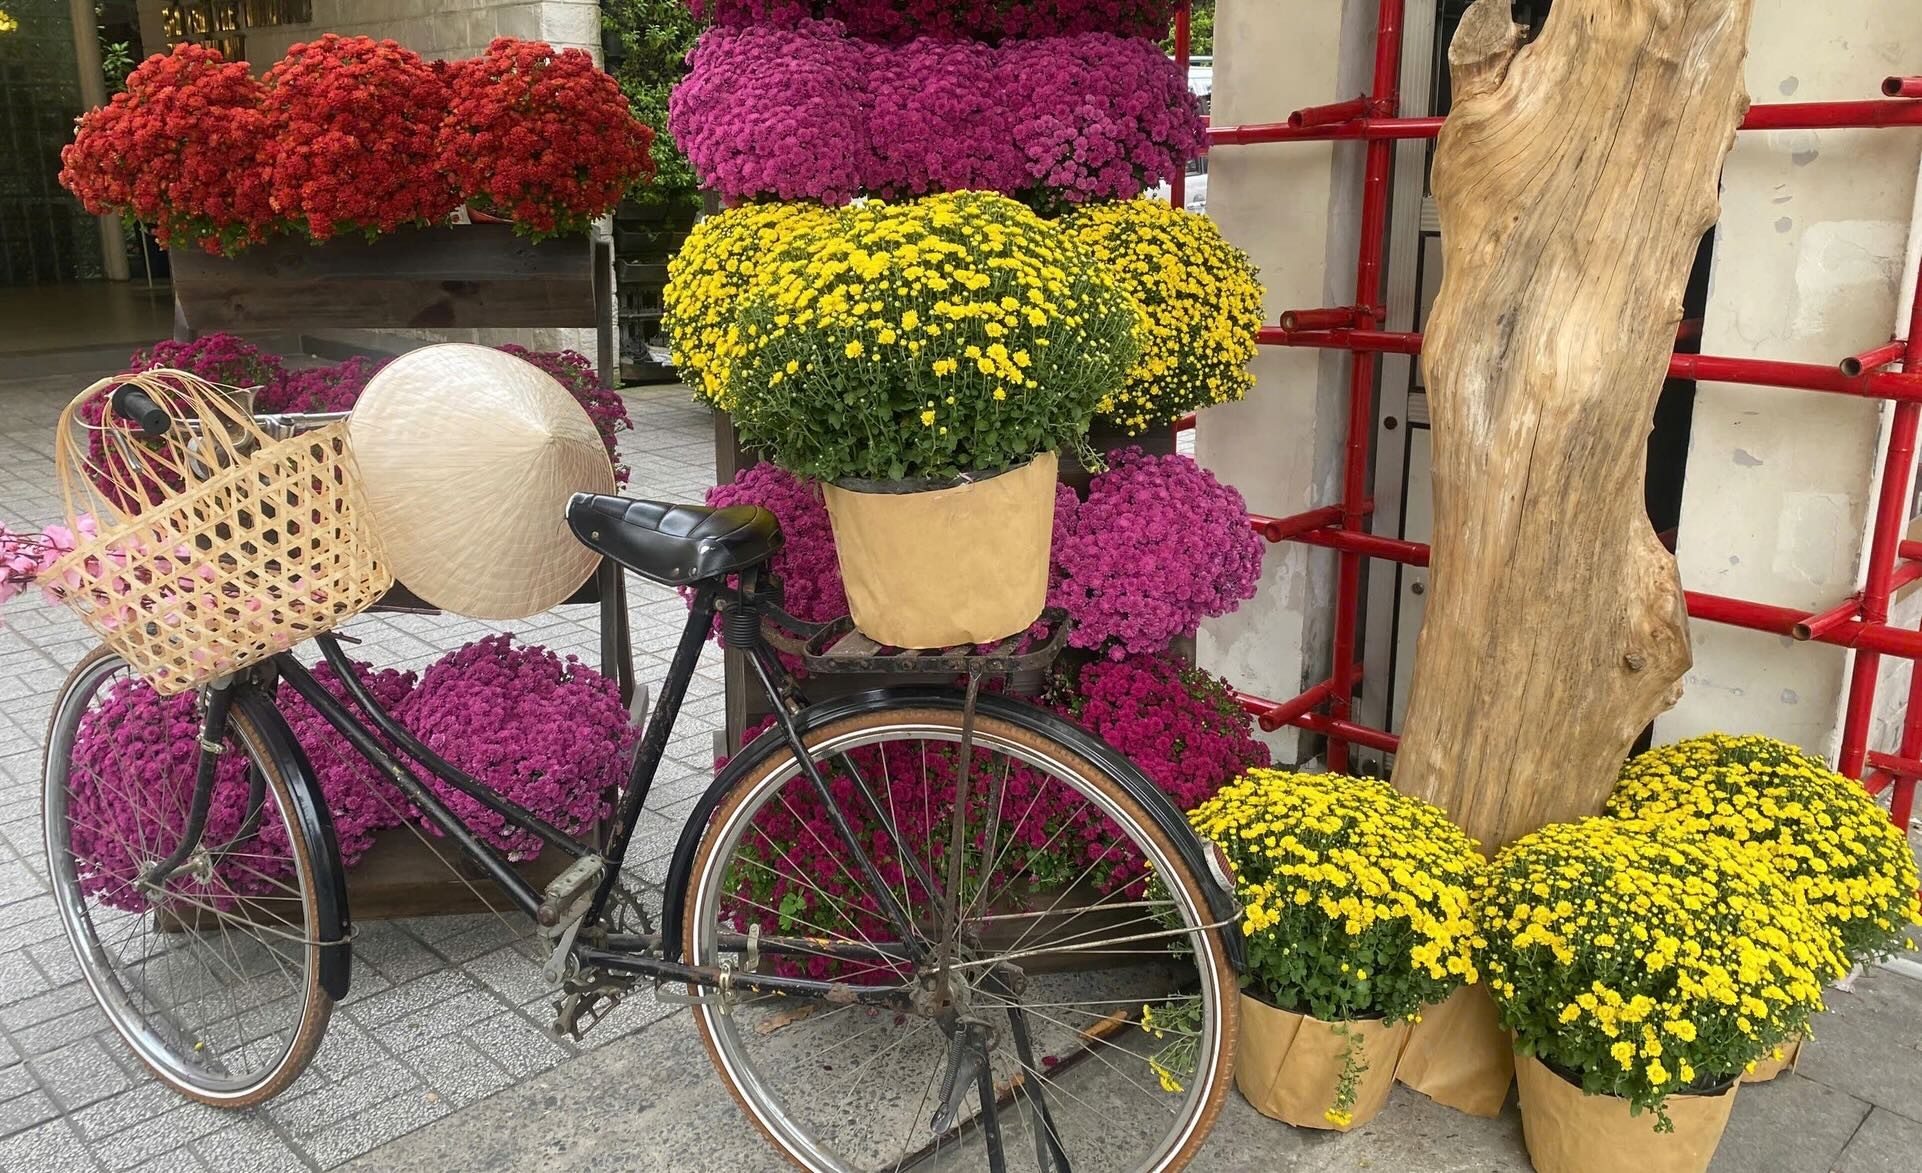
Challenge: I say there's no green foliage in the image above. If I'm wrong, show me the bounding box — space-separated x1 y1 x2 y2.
602 0 704 215
1161 0 1214 56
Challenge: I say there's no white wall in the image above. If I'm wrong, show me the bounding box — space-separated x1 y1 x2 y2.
1194 0 1371 762
1660 0 1921 757
242 0 600 64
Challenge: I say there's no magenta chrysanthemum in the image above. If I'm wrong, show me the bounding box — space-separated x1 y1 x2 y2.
398 635 636 858
671 24 1200 206
1051 449 1264 657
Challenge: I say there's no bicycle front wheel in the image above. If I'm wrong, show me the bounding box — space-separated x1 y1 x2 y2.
684 703 1238 1173
42 648 338 1106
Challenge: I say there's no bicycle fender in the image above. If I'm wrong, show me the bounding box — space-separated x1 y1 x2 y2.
233 690 354 1002
659 687 1245 971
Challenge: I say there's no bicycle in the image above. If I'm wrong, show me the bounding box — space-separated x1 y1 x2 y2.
41 386 1246 1172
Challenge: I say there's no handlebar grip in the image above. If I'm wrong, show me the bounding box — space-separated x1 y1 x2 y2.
110 385 172 438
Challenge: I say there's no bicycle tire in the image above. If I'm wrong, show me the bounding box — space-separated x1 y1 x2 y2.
42 647 339 1107
682 702 1239 1173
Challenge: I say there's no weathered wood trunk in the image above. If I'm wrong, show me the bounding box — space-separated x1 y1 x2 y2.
1391 0 1756 850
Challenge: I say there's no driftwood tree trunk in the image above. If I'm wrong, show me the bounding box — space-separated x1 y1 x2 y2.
1392 0 1756 850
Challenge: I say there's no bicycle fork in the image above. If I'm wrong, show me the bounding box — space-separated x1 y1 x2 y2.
137 678 243 892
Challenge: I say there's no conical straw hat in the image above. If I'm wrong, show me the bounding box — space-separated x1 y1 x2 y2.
348 344 615 619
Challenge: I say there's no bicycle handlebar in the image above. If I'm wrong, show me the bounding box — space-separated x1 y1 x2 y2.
109 385 172 438
105 385 348 441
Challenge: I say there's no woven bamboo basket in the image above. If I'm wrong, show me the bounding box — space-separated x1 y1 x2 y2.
44 369 392 695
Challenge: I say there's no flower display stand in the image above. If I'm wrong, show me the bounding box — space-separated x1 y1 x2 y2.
169 224 628 920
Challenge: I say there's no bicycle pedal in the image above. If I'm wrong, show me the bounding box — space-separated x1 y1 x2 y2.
552 985 624 1043
537 853 605 929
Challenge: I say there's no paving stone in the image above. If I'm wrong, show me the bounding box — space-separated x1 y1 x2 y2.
1710 1073 1871 1172
0 1118 101 1172
0 981 98 1033
340 970 478 1030
461 1009 571 1080
0 949 52 1007
31 1037 135 1112
268 1060 420 1137
310 1016 389 1084
1834 1107 1922 1172
348 923 446 986
299 1089 450 1168
90 1099 229 1171
125 1148 210 1173
370 988 508 1047
0 1088 60 1137
406 1036 515 1109
188 1123 309 1173
12 1001 113 1057
1796 968 1922 1118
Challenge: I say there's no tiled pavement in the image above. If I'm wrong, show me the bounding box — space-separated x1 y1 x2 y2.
0 374 730 1171
2 367 1922 1171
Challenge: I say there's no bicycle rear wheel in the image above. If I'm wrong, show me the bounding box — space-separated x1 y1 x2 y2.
42 648 338 1106
683 703 1239 1173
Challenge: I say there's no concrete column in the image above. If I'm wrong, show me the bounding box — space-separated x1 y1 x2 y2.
1660 0 1920 756
69 0 130 281
1194 0 1372 761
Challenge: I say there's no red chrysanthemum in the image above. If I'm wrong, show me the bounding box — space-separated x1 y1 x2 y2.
438 38 655 240
261 34 457 241
58 43 280 256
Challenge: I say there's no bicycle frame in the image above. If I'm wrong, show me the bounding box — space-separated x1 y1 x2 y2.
265 576 938 1009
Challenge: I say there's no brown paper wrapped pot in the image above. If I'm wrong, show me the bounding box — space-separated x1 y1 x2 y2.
822 452 1057 649
1234 995 1411 1131
1742 1035 1801 1083
1394 984 1515 1117
1515 1054 1739 1173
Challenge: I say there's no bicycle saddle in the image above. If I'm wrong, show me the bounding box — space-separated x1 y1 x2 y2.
565 493 782 588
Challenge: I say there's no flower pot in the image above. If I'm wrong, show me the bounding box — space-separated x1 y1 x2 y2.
821 452 1057 649
1515 1054 1739 1173
1743 1035 1802 1083
1234 994 1411 1132
1394 984 1514 1117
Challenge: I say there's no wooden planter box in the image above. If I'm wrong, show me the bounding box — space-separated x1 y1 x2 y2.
344 824 589 921
169 222 617 386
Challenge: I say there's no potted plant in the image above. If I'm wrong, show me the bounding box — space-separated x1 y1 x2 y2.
1478 817 1846 1173
1606 733 1922 1080
59 43 280 257
439 38 655 241
1182 769 1484 1130
1058 198 1264 443
722 190 1139 648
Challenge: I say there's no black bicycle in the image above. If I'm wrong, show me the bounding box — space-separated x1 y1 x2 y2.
41 390 1244 1172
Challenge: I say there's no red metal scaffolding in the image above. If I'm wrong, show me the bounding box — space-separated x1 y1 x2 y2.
1175 1 1922 830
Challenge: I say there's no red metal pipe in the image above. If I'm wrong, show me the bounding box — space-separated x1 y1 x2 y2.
1887 77 1922 99
1290 96 1372 130
1265 325 1922 401
1841 339 1907 377
1278 307 1364 332
1860 256 1922 809
1266 327 1425 354
1684 590 1922 659
1248 507 1346 543
1171 2 1190 212
1297 712 1401 755
1320 0 1405 774
1208 96 1922 150
1290 525 1433 567
1244 681 1336 733
1866 750 1922 778
1891 560 1922 593
1743 99 1922 130
1792 595 1863 642
1901 540 1922 562
1893 778 1917 832
1173 412 1197 434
